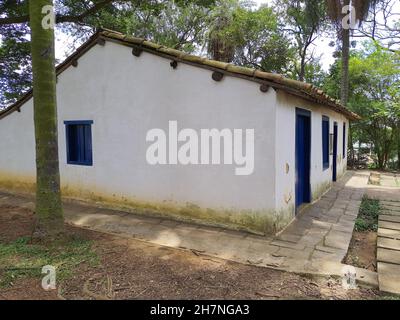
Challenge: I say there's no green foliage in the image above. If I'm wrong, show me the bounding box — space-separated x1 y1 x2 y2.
274 0 328 81
0 236 99 287
0 23 31 107
354 196 380 232
324 41 400 169
206 0 295 72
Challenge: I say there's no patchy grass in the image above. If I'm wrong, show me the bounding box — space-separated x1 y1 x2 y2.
0 236 99 288
344 196 380 271
354 196 380 232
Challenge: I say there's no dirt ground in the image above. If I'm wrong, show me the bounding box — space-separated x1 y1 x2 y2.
344 231 377 272
0 204 383 300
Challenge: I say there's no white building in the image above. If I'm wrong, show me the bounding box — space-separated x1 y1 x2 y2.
0 30 359 235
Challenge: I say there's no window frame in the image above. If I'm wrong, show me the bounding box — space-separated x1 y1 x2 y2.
343 122 346 159
322 116 330 170
64 120 93 166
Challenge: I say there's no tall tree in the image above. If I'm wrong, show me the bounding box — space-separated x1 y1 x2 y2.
0 23 31 106
0 0 216 105
325 0 379 106
29 0 64 238
275 0 327 81
206 1 294 73
207 0 237 62
323 42 400 169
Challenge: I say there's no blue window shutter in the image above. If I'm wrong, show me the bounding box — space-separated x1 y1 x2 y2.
64 121 93 166
84 124 93 165
343 123 346 158
322 116 330 170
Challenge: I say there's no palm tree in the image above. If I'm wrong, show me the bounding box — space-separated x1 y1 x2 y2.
326 0 378 106
207 0 237 62
29 0 64 238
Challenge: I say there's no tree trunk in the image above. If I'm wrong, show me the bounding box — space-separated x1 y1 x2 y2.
339 0 351 106
29 0 64 238
340 21 350 106
299 52 306 82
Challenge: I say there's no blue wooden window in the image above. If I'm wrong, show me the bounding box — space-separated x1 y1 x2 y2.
343 123 346 158
322 116 330 170
64 120 93 166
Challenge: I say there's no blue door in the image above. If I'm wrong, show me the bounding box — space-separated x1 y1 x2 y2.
295 108 311 210
333 122 338 182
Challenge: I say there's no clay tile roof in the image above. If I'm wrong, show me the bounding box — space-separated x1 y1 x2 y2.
0 29 360 121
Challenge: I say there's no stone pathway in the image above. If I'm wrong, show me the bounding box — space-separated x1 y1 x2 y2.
377 200 400 295
0 170 377 287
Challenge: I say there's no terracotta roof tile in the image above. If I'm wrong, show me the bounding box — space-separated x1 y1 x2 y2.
0 29 360 121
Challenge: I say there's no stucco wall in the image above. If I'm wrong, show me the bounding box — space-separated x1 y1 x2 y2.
0 99 36 192
0 40 350 234
0 41 279 233
275 91 348 219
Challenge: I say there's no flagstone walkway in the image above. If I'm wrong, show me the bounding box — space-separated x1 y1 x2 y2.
0 171 378 287
367 176 400 295
377 203 400 295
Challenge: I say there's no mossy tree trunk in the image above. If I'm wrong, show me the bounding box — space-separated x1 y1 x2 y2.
340 0 350 107
29 0 64 238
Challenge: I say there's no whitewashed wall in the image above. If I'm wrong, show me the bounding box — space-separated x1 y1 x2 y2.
275 91 348 218
0 41 279 233
0 99 36 188
0 40 349 233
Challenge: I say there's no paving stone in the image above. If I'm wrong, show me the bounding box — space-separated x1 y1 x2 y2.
276 233 302 243
381 210 400 216
270 239 306 250
279 223 309 236
351 193 364 201
209 237 252 260
378 228 400 240
381 201 400 208
332 201 348 210
315 245 345 254
303 208 324 219
320 215 340 224
280 257 311 273
314 200 333 210
377 248 400 264
378 237 400 251
257 254 286 268
348 200 362 207
309 219 333 230
344 209 359 217
382 205 400 212
327 207 345 215
378 262 400 295
311 249 346 262
297 235 324 246
331 223 354 233
274 247 313 260
247 241 280 255
338 215 356 224
297 229 327 246
379 220 400 231
380 215 400 223
324 230 352 250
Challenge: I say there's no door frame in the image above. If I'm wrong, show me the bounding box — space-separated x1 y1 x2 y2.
295 108 312 211
332 122 338 182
